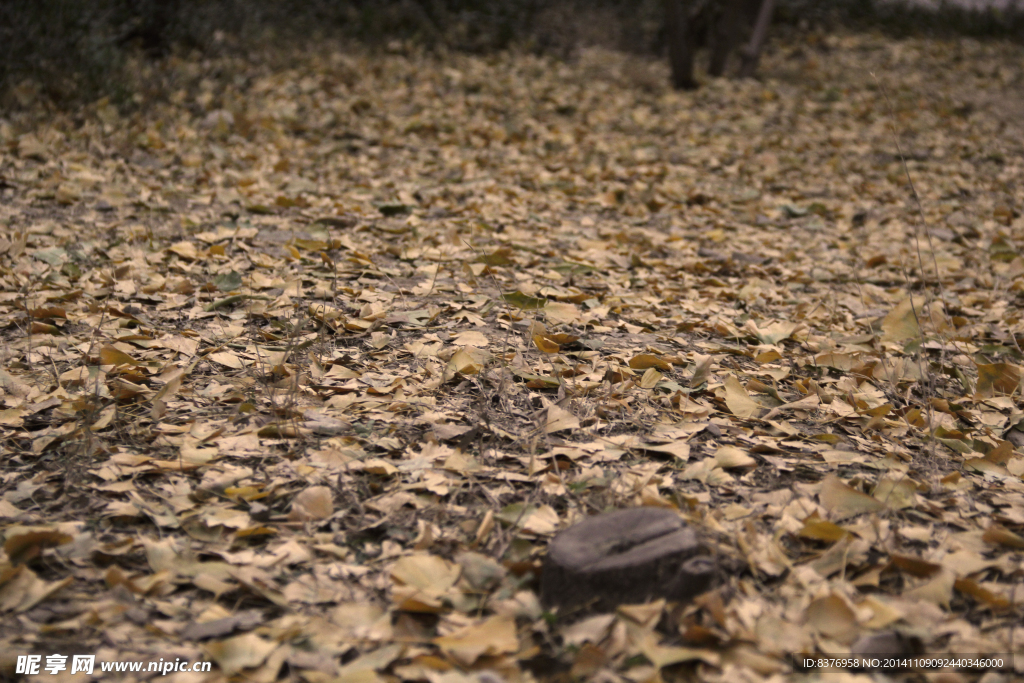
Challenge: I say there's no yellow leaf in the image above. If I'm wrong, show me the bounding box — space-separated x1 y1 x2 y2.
975 362 1021 398
544 301 581 325
29 306 66 319
533 334 560 353
983 440 1014 464
0 567 72 613
629 624 720 669
0 408 25 427
4 528 74 564
452 330 489 348
433 615 518 666
690 354 712 387
746 319 800 345
100 345 137 366
208 352 247 369
335 644 404 682
982 525 1024 550
448 348 485 375
168 241 199 261
814 352 859 371
288 486 334 521
639 367 662 389
391 554 460 592
640 440 690 462
872 476 917 509
904 567 955 607
205 633 276 676
819 475 884 520
724 375 762 419
954 578 1011 609
474 247 514 265
891 554 942 577
545 404 580 433
502 290 547 310
805 594 858 643
713 446 756 469
629 353 671 370
152 372 183 403
546 332 579 344
798 517 850 543
89 404 116 431
880 296 925 342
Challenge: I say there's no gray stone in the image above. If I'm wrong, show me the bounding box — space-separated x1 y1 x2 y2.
541 507 717 613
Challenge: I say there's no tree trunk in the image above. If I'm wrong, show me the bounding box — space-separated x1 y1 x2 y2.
708 0 743 77
738 0 776 78
665 0 698 90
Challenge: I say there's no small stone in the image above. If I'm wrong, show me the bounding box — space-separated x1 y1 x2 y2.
541 507 716 613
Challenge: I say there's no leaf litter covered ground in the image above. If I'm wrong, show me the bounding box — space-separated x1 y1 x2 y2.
2 30 1024 683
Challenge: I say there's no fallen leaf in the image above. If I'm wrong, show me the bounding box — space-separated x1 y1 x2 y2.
545 404 579 433
288 486 334 521
819 475 885 520
724 375 762 419
880 296 926 342
433 615 518 665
